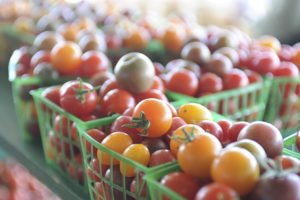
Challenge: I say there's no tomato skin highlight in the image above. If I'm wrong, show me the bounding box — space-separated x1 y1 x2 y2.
195 183 239 200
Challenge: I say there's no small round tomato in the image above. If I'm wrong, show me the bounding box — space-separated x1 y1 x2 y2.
99 79 119 99
97 132 133 165
79 51 110 78
83 129 106 157
88 158 109 182
141 138 168 154
161 24 186 52
297 131 300 151
68 154 84 184
178 133 222 179
198 73 223 95
170 124 204 156
223 69 249 90
135 89 168 103
178 103 212 124
164 117 187 144
195 183 239 200
165 69 199 96
150 76 165 92
41 86 61 106
228 122 249 142
123 27 150 49
51 41 82 75
30 50 51 71
272 61 299 77
55 115 71 137
211 147 259 196
252 51 280 74
60 80 98 117
161 172 200 200
120 144 150 177
257 35 281 53
197 120 223 141
245 69 262 83
149 149 176 167
217 120 232 142
132 98 172 138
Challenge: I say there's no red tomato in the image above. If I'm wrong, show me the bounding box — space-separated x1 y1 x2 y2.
88 158 109 182
100 89 136 116
41 86 61 106
71 115 98 142
278 44 295 61
99 79 119 99
110 115 143 143
79 51 110 78
55 115 71 137
217 120 232 143
30 50 51 71
228 122 249 142
68 154 84 184
150 75 165 92
83 129 106 157
165 69 199 96
272 61 299 77
161 172 200 200
135 89 168 103
252 51 280 74
164 117 187 144
60 80 98 117
11 46 31 76
296 131 300 151
195 183 239 200
223 69 249 90
149 149 176 167
198 72 223 95
245 70 263 83
197 120 223 141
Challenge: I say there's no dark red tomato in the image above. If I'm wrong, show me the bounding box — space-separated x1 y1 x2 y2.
71 115 98 142
149 149 176 167
99 79 119 99
245 70 263 83
228 122 249 142
100 89 136 116
68 153 84 184
11 46 31 76
223 69 249 90
135 89 168 103
153 62 164 75
79 51 110 78
88 158 109 182
150 76 165 92
49 131 71 157
272 61 299 77
30 50 51 71
164 117 186 144
197 120 223 141
141 138 168 154
110 115 143 143
60 80 98 117
165 69 199 96
130 173 147 198
55 115 71 137
252 51 280 74
296 131 300 151
195 183 239 200
217 120 232 142
160 172 200 200
83 129 106 157
198 72 223 95
41 86 61 106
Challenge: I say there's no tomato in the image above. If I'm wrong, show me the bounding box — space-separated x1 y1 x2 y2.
30 50 51 72
228 122 249 142
49 131 71 157
223 69 249 90
197 120 223 141
97 132 133 165
211 147 259 195
274 155 300 170
41 86 61 106
153 62 164 75
132 98 172 138
51 41 82 75
161 24 186 52
135 89 168 103
149 149 176 167
83 129 106 157
33 31 64 51
10 47 31 76
279 44 295 61
55 115 71 137
68 153 84 184
272 61 299 77
245 69 262 83
217 120 232 142
88 159 109 182
130 173 147 198
100 89 136 116
166 102 177 117
257 35 281 53
165 69 199 96
120 144 150 177
58 23 79 42
89 71 114 87
150 76 165 92
123 27 150 49
99 79 119 99
205 54 233 77
71 115 98 142
164 117 187 144
141 138 168 154
106 34 122 50
160 172 200 200
178 103 212 124
170 124 204 156
79 51 110 78
214 47 239 66
251 51 280 74
181 41 211 65
198 73 223 95
195 183 239 200
297 131 300 151
178 133 222 179
60 80 98 117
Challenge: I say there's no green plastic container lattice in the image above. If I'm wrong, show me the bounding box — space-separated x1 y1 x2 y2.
283 133 300 159
264 77 300 137
166 79 271 123
77 100 227 200
31 87 119 193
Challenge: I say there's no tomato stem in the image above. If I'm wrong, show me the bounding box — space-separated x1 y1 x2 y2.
72 77 101 104
171 126 198 144
122 111 150 137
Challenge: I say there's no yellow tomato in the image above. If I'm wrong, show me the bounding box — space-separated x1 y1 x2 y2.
178 103 212 124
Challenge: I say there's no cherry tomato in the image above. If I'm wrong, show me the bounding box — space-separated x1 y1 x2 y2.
30 50 51 72
100 89 136 116
79 51 110 78
217 120 232 142
161 24 185 52
99 79 119 99
166 102 177 117
195 183 239 200
132 98 172 138
135 89 168 103
149 149 176 167
68 153 84 184
245 70 262 83
198 73 223 95
123 27 150 49
60 80 97 117
120 144 150 177
141 138 168 154
257 35 281 53
130 173 147 198
170 124 204 156
251 51 280 74
164 117 187 144
83 129 106 157
211 147 259 196
55 115 71 137
10 47 31 76
272 61 299 77
71 115 98 142
223 69 249 90
279 44 295 61
41 86 61 106
88 158 109 182
165 69 199 96
110 115 143 143
297 131 300 151
160 172 200 200
51 41 82 75
97 132 133 165
228 122 249 142
197 120 223 141
178 103 212 124
150 75 165 92
178 133 222 179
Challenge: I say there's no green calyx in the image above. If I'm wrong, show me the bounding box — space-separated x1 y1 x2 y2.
72 77 101 104
171 126 198 144
122 111 150 137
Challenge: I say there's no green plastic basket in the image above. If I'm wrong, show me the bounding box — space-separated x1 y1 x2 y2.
31 87 119 194
166 79 271 122
283 133 300 159
264 77 300 137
